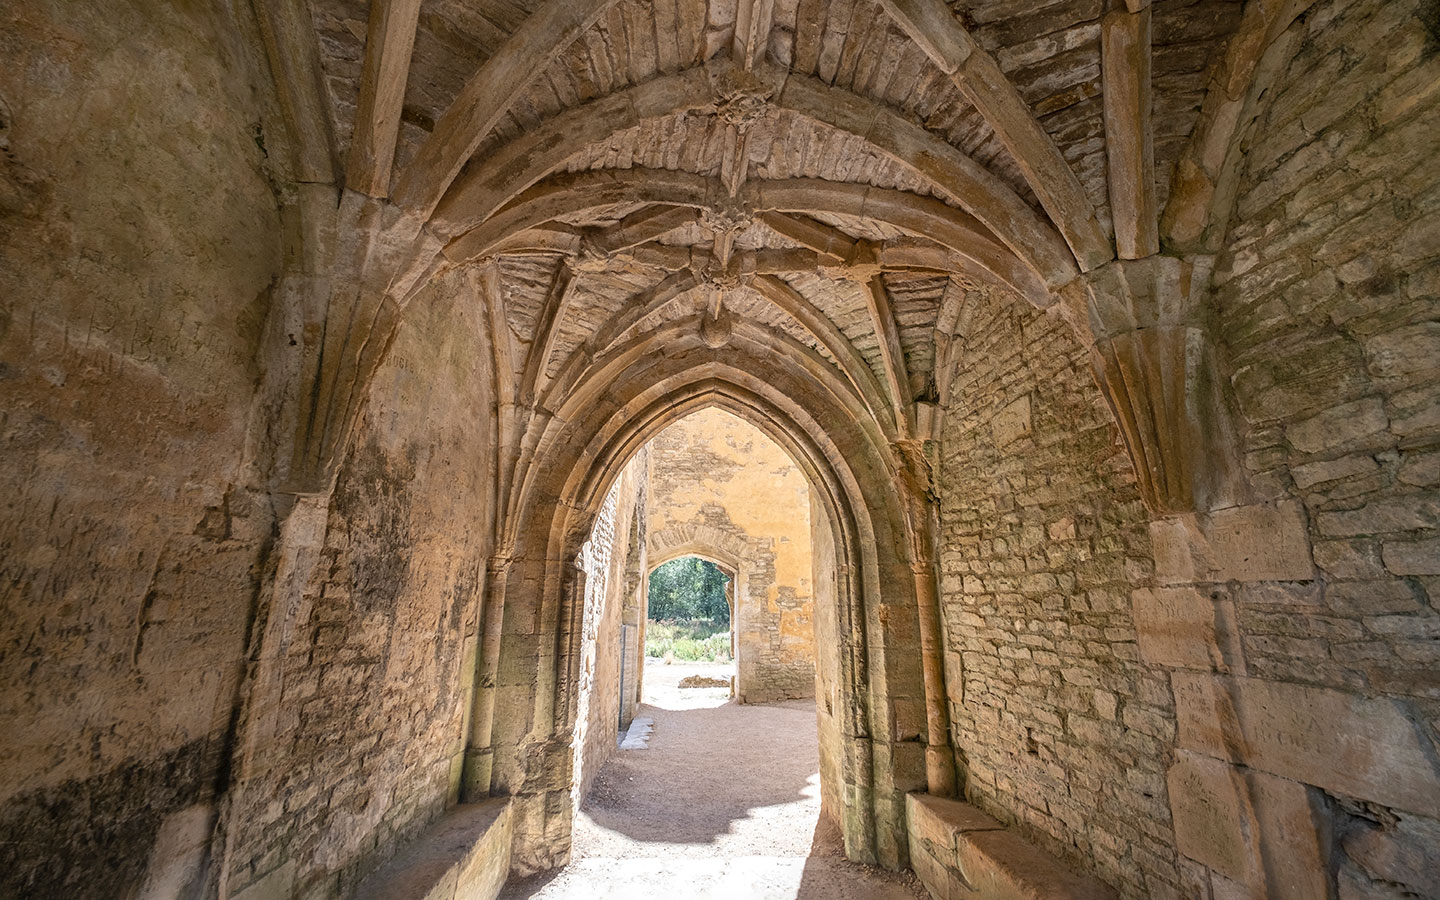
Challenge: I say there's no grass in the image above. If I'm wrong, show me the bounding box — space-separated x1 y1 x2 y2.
645 618 732 662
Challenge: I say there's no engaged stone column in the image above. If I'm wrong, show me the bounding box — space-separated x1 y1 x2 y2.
461 557 510 802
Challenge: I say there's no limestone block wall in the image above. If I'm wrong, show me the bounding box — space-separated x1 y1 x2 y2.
645 408 816 703
1215 0 1439 709
572 454 647 805
0 2 286 895
218 272 495 900
1176 0 1440 894
938 287 1180 900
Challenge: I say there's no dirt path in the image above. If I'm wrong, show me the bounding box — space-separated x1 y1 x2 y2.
502 661 927 900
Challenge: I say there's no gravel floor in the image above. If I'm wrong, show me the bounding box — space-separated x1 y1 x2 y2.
501 660 927 900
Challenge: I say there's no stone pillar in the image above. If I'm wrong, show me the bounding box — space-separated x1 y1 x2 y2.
913 564 958 799
461 558 509 802
896 442 958 800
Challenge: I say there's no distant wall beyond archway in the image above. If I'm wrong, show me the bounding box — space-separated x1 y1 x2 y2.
645 408 817 703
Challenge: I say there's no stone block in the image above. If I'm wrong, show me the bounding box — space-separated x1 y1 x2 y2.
136 804 217 900
907 793 1003 845
1365 323 1440 378
1150 515 1214 584
1247 770 1331 900
1341 810 1440 895
1324 579 1421 615
992 394 1033 447
1171 672 1440 818
959 829 1117 900
1291 455 1378 490
1168 755 1332 899
231 862 296 900
1167 751 1255 882
1381 538 1440 575
1206 502 1314 582
1131 586 1244 672
1285 398 1389 454
1151 502 1313 583
1317 496 1440 538
354 800 512 900
1312 539 1387 580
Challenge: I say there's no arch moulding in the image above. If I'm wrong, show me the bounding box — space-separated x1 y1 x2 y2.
470 332 943 875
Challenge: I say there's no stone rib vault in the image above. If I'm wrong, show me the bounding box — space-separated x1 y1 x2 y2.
1 0 1438 898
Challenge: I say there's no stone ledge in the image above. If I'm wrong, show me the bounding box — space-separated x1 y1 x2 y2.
353 799 512 900
906 794 1117 900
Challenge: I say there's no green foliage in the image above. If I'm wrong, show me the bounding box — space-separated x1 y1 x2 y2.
644 619 732 662
647 557 730 624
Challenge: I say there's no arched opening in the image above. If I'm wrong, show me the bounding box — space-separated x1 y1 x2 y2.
643 556 735 692
636 407 823 707
476 329 932 880
499 389 919 898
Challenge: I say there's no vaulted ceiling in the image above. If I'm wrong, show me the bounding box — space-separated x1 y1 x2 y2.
260 0 1259 441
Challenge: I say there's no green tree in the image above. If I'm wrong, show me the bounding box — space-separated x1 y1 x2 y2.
648 557 730 625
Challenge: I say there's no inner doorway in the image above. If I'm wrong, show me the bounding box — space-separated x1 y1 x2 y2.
501 406 922 898
643 555 735 700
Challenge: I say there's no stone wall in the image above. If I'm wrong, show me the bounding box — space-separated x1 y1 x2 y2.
221 271 495 900
0 2 284 895
645 407 817 703
1217 0 1439 710
572 454 646 805
937 287 1183 900
1174 0 1440 895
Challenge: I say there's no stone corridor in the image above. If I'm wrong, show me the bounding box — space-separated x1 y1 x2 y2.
3 0 1440 898
503 663 924 900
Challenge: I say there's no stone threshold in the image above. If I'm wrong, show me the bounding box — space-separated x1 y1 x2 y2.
906 793 1116 900
353 798 512 900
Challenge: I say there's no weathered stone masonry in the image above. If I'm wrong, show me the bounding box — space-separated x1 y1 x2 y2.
2 0 1439 897
645 407 818 703
939 285 1179 900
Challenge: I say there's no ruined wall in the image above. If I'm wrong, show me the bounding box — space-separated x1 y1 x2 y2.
1179 0 1440 894
0 2 285 895
573 454 646 805
937 287 1182 900
617 485 649 730
220 272 494 900
646 407 816 702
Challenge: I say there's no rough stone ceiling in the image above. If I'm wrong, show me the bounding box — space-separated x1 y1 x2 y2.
284 0 1247 430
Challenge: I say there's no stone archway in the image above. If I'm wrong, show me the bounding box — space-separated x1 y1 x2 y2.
475 332 934 875
646 530 753 701
642 405 821 706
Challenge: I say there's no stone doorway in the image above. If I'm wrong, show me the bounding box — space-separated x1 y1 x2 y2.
550 402 883 890
642 555 737 699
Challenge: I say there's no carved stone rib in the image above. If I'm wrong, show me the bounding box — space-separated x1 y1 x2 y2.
347 0 423 197
1102 6 1157 259
391 0 624 217
877 0 1113 271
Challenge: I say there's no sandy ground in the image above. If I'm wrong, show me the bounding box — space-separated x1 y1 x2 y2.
501 660 927 900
